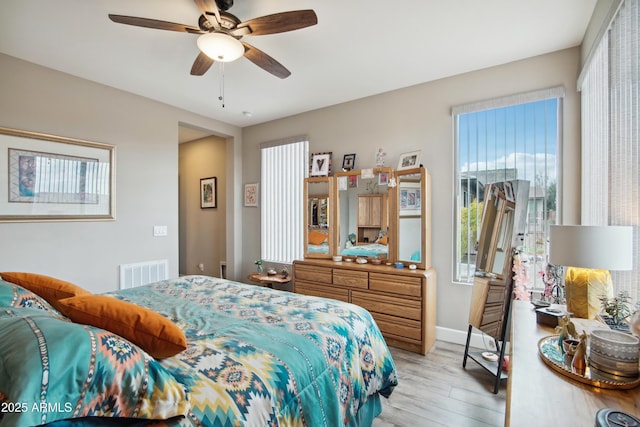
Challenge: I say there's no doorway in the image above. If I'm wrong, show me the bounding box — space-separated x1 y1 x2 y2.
178 124 227 277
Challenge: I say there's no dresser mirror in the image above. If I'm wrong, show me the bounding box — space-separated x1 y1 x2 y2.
393 167 429 270
334 168 392 259
304 177 334 258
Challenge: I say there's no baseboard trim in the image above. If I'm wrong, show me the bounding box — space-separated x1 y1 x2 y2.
436 325 497 351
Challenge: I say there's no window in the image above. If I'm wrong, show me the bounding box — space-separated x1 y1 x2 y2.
579 0 638 302
260 138 308 264
453 88 563 287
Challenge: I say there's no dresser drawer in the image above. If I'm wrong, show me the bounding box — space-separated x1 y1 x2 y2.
479 320 502 338
486 284 507 304
294 264 332 284
333 269 368 289
370 311 422 341
481 303 505 326
295 281 349 302
369 273 422 297
352 290 422 321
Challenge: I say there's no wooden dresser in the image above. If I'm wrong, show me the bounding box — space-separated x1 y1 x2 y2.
293 259 436 354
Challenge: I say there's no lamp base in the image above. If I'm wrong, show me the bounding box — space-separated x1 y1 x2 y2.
564 267 613 319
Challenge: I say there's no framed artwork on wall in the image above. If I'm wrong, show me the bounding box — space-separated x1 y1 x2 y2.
342 153 356 171
397 150 422 170
310 152 332 176
244 183 259 207
200 177 217 208
378 172 389 186
0 126 115 222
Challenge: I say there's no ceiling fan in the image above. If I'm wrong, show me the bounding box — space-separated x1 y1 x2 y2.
109 0 317 79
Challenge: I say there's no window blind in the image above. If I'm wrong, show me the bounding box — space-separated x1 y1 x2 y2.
260 138 308 264
580 0 639 302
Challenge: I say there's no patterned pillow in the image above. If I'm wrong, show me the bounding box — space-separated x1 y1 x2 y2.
0 279 59 313
0 308 189 426
0 272 91 312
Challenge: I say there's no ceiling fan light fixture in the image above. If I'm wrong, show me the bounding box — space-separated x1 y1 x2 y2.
197 33 244 62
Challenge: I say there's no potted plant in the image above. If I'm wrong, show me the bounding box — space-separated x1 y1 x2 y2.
599 291 633 332
254 259 264 274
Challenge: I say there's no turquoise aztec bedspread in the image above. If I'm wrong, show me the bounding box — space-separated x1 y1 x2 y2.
0 275 397 426
111 276 398 426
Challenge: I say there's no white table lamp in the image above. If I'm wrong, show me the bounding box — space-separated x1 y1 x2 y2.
549 225 633 319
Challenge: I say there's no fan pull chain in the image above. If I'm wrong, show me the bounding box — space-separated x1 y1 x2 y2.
218 62 225 108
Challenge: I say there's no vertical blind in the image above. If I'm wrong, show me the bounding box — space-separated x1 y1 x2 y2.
580 0 639 302
260 138 308 264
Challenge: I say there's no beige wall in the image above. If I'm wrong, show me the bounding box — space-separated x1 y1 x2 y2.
242 48 582 338
179 136 227 277
0 46 583 341
0 53 243 292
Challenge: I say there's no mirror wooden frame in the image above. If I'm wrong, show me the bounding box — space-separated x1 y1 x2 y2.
303 176 335 259
391 167 430 270
476 184 516 281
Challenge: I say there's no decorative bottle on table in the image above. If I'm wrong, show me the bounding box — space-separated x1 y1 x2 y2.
571 331 588 375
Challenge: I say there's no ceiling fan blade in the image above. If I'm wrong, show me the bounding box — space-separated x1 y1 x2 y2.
191 52 215 76
233 10 317 36
193 0 221 30
108 15 203 34
241 42 291 79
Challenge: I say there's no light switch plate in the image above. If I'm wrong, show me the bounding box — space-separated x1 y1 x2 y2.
153 225 168 236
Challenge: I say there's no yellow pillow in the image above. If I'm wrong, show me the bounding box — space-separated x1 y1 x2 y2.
0 272 91 312
308 230 327 245
57 295 187 359
377 235 388 245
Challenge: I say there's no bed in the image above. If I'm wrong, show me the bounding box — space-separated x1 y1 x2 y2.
339 243 389 258
0 273 398 427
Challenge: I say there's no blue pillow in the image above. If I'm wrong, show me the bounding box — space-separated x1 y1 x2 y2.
0 278 58 313
0 308 189 426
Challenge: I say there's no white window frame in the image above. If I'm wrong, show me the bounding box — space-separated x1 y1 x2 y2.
452 87 564 286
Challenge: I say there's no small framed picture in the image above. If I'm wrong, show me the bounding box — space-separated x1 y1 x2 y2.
378 172 389 186
397 150 422 170
400 186 422 216
342 153 356 171
244 183 259 207
200 177 217 209
310 152 332 176
348 175 358 188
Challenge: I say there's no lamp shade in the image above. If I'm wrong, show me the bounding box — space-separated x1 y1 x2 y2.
549 225 633 271
197 33 244 62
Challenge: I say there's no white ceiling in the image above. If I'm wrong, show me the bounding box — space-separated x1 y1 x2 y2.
0 0 596 129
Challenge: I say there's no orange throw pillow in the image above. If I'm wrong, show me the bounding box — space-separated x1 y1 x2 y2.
308 230 327 245
0 272 91 312
58 295 187 358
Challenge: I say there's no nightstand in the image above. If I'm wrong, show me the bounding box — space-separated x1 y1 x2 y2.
247 272 291 288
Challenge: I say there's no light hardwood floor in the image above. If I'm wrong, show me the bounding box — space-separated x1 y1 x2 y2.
374 341 507 427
